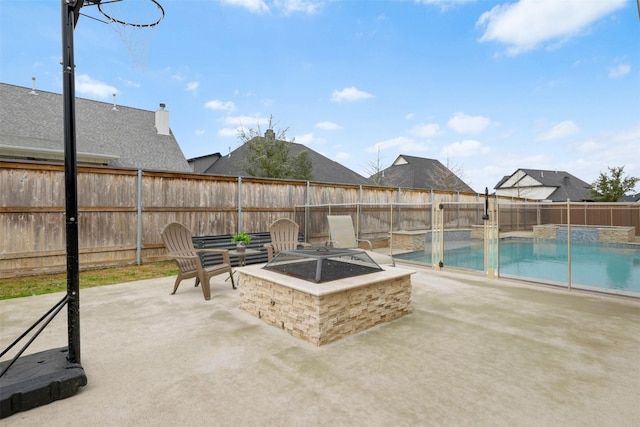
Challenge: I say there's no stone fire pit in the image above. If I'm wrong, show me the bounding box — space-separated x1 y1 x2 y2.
238 249 413 346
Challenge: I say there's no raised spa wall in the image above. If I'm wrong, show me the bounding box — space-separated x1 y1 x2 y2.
533 224 636 243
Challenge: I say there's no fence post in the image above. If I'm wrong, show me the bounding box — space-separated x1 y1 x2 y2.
357 185 362 240
136 169 143 265
305 181 310 243
567 199 571 291
237 176 243 232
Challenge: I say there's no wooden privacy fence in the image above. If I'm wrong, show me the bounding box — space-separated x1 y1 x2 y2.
2 161 638 278
1 161 486 278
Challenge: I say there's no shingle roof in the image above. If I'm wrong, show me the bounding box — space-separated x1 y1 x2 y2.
195 139 372 185
0 82 191 172
620 193 640 203
375 155 475 192
496 168 593 202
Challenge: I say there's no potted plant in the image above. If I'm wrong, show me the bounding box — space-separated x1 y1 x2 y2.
231 231 251 252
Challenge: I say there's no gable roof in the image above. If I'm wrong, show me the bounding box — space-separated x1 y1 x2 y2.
0 82 191 172
190 138 372 185
374 155 475 193
189 152 222 174
495 168 593 202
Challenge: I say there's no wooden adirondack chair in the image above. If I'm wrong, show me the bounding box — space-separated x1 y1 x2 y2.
161 222 235 300
264 218 311 261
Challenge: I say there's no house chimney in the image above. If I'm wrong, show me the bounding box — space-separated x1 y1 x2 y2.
265 129 275 140
155 103 170 135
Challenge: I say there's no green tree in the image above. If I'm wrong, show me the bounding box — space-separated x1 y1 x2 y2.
590 166 639 202
237 115 312 180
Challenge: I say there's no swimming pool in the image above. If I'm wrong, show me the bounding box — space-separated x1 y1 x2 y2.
395 239 640 294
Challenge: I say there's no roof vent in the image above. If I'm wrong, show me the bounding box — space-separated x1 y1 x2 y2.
112 93 118 111
29 77 37 95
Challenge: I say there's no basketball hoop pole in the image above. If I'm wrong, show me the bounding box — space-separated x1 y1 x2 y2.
0 2 87 418
62 0 82 365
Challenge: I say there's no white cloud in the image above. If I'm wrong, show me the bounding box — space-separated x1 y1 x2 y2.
294 133 316 145
571 126 640 185
577 139 604 153
447 112 491 134
224 115 270 127
410 123 441 138
75 74 117 99
367 136 429 153
171 73 184 81
608 64 631 79
405 113 415 120
315 121 342 131
204 99 236 112
220 0 269 13
537 120 579 140
414 0 476 11
195 129 205 136
440 139 489 157
218 127 242 137
476 0 626 55
275 0 321 14
186 81 199 92
331 86 374 103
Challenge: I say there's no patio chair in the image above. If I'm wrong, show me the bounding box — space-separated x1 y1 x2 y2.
161 222 235 300
326 215 395 267
264 218 311 261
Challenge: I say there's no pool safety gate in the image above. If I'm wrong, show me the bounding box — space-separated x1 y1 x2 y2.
432 203 444 270
484 195 499 278
433 196 499 278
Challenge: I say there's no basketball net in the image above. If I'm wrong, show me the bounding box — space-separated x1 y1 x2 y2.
96 0 165 72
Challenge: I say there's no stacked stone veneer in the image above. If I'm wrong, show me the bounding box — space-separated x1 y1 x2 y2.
393 229 477 252
533 224 635 243
598 227 635 243
238 266 413 346
392 230 428 251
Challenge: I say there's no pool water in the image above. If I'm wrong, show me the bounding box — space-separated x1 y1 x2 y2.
396 239 640 294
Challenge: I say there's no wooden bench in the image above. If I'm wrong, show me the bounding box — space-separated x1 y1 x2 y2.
192 232 306 267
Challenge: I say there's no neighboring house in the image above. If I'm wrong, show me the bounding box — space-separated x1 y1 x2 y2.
190 152 222 174
0 82 191 172
620 193 640 203
372 155 475 193
189 133 372 186
494 168 593 202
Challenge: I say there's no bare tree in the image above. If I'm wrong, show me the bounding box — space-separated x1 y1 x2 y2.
363 147 386 185
439 157 469 192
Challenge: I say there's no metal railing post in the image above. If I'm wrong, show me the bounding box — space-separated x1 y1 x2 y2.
136 169 142 265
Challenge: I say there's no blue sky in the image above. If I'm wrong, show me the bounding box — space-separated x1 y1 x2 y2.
1 0 638 193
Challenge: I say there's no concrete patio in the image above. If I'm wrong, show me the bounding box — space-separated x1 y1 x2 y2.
1 263 639 426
